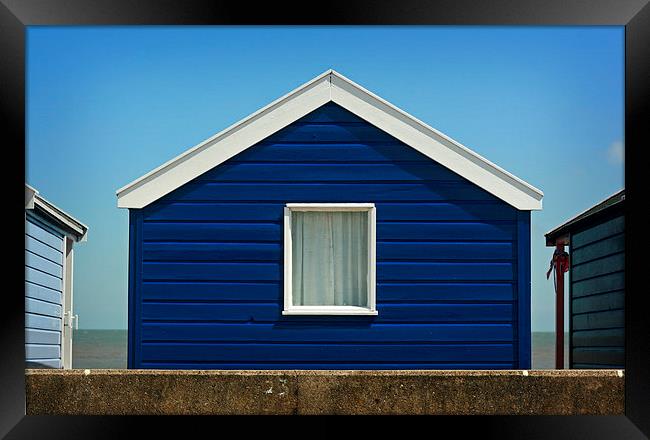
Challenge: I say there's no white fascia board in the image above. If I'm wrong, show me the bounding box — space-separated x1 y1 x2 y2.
117 69 543 211
116 71 333 209
25 184 38 209
329 71 543 210
33 195 89 242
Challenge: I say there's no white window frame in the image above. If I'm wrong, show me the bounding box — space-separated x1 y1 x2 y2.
283 203 377 316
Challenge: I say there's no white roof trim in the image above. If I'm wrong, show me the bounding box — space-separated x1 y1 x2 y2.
116 69 543 210
26 184 89 242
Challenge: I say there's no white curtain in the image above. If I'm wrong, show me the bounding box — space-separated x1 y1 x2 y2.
292 211 368 307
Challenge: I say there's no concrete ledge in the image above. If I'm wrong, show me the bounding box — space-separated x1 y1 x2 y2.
26 369 624 415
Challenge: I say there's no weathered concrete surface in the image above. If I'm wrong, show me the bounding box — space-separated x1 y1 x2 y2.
25 369 624 415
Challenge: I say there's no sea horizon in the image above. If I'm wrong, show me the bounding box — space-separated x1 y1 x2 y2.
70 329 570 370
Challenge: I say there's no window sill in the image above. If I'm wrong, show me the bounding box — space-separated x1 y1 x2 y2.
282 306 378 316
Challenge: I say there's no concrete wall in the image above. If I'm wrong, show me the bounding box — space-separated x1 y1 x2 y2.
26 369 623 415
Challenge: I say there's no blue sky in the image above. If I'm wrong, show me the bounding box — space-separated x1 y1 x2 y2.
26 26 624 331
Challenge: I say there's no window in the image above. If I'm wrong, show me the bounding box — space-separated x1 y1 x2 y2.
283 203 377 315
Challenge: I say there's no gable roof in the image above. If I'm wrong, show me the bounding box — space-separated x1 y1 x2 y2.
545 189 624 246
25 184 89 242
116 69 543 210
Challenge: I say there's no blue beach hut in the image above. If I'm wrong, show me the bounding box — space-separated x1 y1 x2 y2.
117 70 543 370
25 184 88 368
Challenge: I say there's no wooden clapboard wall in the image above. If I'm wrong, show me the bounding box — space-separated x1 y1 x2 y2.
25 214 64 368
128 102 531 370
570 214 625 368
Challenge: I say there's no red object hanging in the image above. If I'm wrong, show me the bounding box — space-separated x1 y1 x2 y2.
547 244 570 369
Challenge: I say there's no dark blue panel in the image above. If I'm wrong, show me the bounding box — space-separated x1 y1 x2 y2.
376 202 517 221
128 210 142 368
142 222 281 242
141 281 280 302
378 222 516 241
196 163 464 182
142 262 281 281
378 282 515 302
377 262 514 281
139 362 515 369
129 103 528 369
298 103 368 123
143 242 281 261
231 143 428 163
167 182 499 202
266 123 398 143
140 281 514 303
516 210 531 369
378 242 514 260
141 343 514 363
141 303 513 323
144 201 515 222
144 203 284 222
141 323 514 342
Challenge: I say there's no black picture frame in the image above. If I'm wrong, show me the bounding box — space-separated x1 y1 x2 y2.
1 1 648 437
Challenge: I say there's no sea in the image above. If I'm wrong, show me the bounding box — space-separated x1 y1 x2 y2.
72 330 569 369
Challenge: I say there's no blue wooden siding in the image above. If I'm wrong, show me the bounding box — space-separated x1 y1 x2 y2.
570 215 624 368
25 214 64 368
129 102 530 369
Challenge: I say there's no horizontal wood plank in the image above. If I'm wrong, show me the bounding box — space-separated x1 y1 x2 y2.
140 342 515 363
141 241 514 262
572 347 624 366
571 234 624 266
572 254 625 282
142 223 281 242
25 282 61 304
378 242 514 260
141 303 513 323
378 222 516 241
572 310 624 331
196 163 464 182
143 243 281 261
25 313 61 331
572 291 624 315
25 220 63 251
138 362 515 369
25 251 63 279
25 235 63 265
378 262 514 281
572 328 624 348
142 262 281 282
266 123 398 143
26 359 61 369
231 143 429 163
572 271 624 298
299 103 368 123
25 297 62 318
572 216 624 249
141 323 514 343
378 283 515 301
25 328 61 345
140 281 515 302
25 267 62 292
168 183 498 202
26 343 60 360
144 201 516 223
